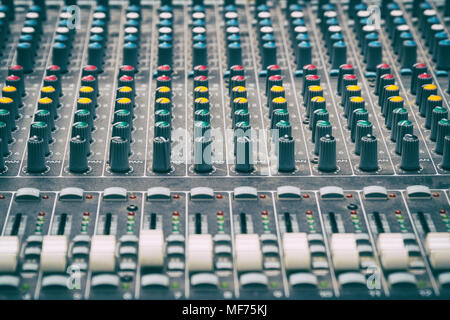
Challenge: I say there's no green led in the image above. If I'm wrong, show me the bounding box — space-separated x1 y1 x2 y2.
122 283 130 289
319 281 328 289
171 282 179 289
128 216 134 221
307 220 315 225
262 215 269 221
173 216 179 221
217 216 224 221
83 217 89 221
441 214 448 219
270 282 278 289
397 215 404 220
352 215 358 220
307 215 313 220
221 282 228 289
22 284 30 291
417 280 427 288
38 217 45 222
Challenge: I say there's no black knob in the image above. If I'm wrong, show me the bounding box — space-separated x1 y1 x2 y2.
270 97 287 118
350 108 369 142
278 135 295 172
69 135 89 173
262 42 277 70
30 121 50 156
52 42 70 73
375 63 391 95
0 122 10 156
227 42 242 69
41 85 59 110
123 42 138 69
77 97 95 119
355 120 373 155
158 42 173 66
425 95 443 129
193 136 213 173
80 86 97 109
359 134 379 172
308 96 326 120
194 109 210 123
318 134 336 172
395 120 413 154
436 119 450 155
154 120 171 141
34 109 54 135
152 136 171 173
233 108 250 129
296 41 312 70
194 97 210 112
436 39 450 70
400 134 420 171
385 96 404 129
193 65 208 77
74 109 93 131
0 110 12 143
311 108 329 133
346 96 365 129
0 97 17 129
302 74 320 97
72 121 92 144
109 137 130 173
2 85 21 119
193 41 207 68
37 97 56 128
430 106 448 141
112 121 132 152
156 75 171 90
343 87 362 118
17 42 34 73
380 84 399 117
193 75 208 89
415 73 433 105
156 64 172 77
27 135 46 173
8 65 26 96
441 136 450 170
418 83 437 117
154 108 170 124
193 120 210 140
390 107 408 142
44 75 62 97
411 63 427 94
235 135 254 173
314 120 332 154
365 41 382 72
155 97 172 113
337 64 355 95
331 41 346 70
5 75 24 99
304 86 322 116
230 75 246 95
400 40 417 69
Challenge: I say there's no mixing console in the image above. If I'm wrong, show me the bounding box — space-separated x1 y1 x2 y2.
0 0 449 300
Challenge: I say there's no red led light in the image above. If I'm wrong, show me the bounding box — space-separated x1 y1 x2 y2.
217 211 224 216
389 193 396 198
39 211 45 216
42 195 49 199
128 212 135 216
351 210 357 215
433 193 439 197
86 194 93 199
395 210 401 214
440 209 446 214
129 195 136 199
346 194 353 198
306 210 313 215
262 210 268 215
173 194 180 199
0 195 4 199
84 211 90 216
303 194 310 199
216 194 223 199
260 194 266 199
173 211 179 216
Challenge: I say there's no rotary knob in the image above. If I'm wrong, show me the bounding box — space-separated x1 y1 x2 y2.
318 134 337 172
400 134 420 171
69 135 89 173
359 134 379 172
27 135 46 173
278 135 295 172
109 136 130 173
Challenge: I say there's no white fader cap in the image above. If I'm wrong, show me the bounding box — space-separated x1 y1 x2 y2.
377 233 408 270
0 236 20 272
41 235 68 272
187 234 213 272
139 229 165 267
235 234 263 271
331 233 359 271
282 233 311 270
89 235 116 272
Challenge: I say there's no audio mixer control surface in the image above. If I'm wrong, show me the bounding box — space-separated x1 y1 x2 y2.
0 0 448 300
